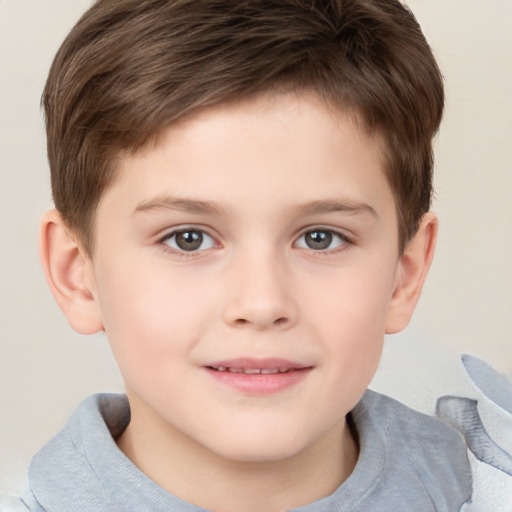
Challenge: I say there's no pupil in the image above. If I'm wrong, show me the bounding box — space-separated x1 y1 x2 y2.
176 230 203 251
306 230 332 250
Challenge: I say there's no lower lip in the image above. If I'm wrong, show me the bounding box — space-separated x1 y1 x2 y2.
204 367 312 394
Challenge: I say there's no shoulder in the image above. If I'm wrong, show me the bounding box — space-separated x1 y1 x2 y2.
23 393 130 512
356 388 469 452
349 389 473 511
352 353 512 512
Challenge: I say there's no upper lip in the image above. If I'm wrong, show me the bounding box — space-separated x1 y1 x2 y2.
204 358 311 373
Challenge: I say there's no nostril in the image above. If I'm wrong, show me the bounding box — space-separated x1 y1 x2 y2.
232 316 288 328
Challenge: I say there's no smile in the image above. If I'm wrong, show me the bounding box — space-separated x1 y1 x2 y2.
209 367 297 374
204 358 312 394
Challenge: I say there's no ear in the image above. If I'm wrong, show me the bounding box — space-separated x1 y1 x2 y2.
39 210 104 335
385 212 438 334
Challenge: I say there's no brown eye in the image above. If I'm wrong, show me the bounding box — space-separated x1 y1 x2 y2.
163 229 215 252
175 230 203 251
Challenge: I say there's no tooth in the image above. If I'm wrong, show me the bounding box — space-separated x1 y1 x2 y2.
216 366 226 372
244 369 261 374
261 369 279 374
228 368 244 373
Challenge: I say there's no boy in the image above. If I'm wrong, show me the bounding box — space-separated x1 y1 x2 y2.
5 0 511 510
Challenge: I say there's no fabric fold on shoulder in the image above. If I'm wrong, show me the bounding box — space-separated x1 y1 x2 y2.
437 354 512 512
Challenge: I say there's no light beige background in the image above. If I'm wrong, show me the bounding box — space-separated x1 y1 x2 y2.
1 0 511 495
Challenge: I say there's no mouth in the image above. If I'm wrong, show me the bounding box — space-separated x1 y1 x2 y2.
203 358 312 394
205 357 310 373
207 366 301 375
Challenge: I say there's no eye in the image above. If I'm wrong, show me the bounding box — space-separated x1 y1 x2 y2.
162 228 216 252
295 228 347 251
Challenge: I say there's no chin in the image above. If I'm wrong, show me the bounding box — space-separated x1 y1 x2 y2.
204 429 315 464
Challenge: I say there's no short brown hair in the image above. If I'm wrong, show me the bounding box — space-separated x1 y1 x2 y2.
43 0 444 254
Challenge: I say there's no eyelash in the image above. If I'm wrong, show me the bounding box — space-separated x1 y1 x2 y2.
157 226 352 258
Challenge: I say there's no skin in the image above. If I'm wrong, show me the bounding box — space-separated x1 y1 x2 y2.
40 92 437 512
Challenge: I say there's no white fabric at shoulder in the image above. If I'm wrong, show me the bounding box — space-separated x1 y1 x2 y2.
0 495 30 512
436 354 512 512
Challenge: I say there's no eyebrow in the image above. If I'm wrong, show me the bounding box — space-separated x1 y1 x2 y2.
133 197 229 216
133 196 378 219
295 199 379 219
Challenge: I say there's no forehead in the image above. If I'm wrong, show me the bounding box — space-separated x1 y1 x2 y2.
121 90 384 166
100 92 393 224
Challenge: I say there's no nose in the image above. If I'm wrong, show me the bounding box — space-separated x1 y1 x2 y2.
222 250 297 331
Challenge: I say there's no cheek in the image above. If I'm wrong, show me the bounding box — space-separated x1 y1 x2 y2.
309 263 395 381
311 262 395 333
96 261 218 378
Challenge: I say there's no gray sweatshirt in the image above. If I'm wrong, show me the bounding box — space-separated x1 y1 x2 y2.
8 389 472 512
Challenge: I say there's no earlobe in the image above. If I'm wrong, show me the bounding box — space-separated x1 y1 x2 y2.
39 210 104 335
385 212 438 334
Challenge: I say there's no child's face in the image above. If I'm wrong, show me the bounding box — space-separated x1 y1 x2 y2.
86 92 405 462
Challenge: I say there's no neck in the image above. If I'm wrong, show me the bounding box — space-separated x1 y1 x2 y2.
117 397 358 512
